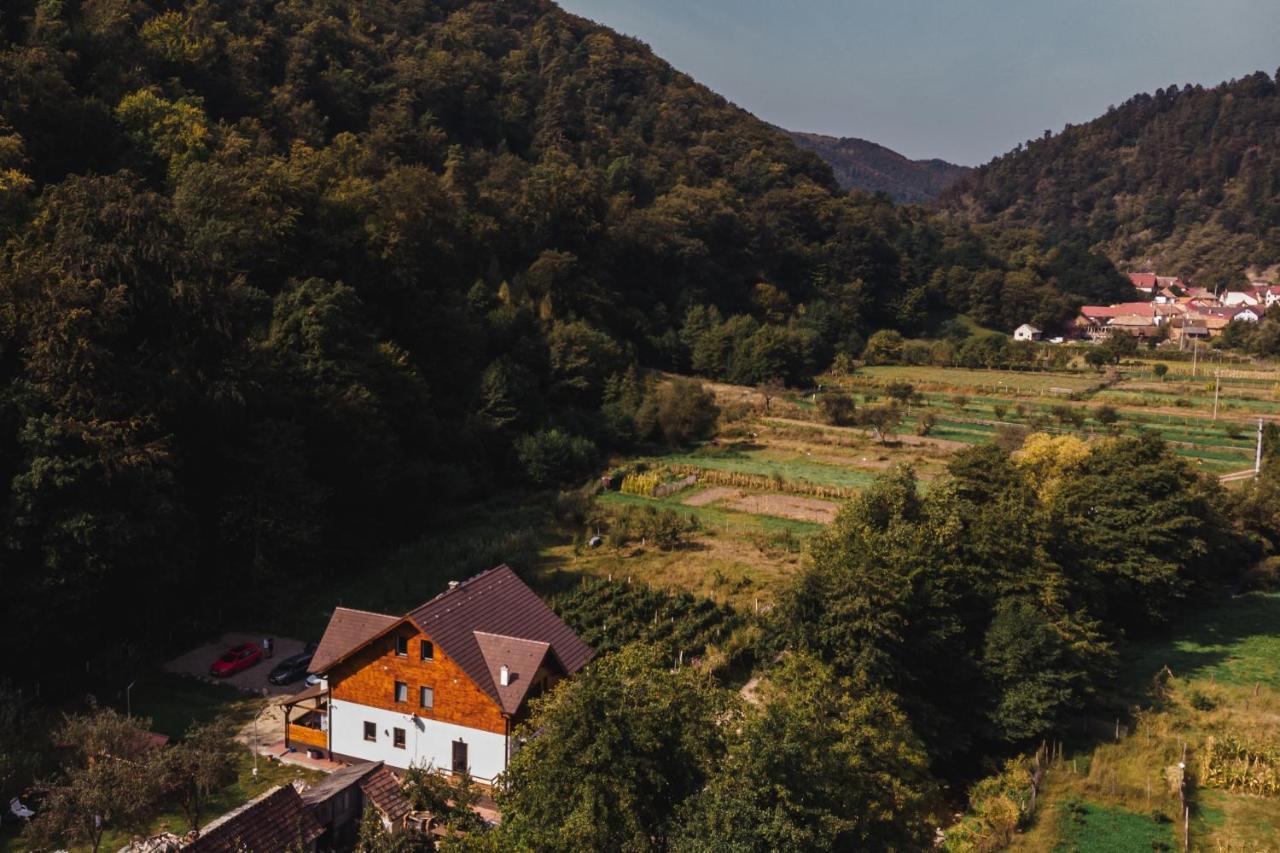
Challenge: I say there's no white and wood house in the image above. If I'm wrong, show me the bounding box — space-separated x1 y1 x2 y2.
284 565 593 783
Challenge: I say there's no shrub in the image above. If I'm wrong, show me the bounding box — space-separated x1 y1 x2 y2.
1153 363 1169 380
818 391 857 426
515 429 597 487
1094 404 1119 426
885 381 915 403
994 424 1031 453
992 403 1007 420
952 394 970 411
862 329 905 365
656 378 720 445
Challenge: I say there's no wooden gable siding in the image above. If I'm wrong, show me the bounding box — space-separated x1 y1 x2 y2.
329 624 507 735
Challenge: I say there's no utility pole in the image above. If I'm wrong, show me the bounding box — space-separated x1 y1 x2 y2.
1212 371 1221 421
1192 341 1198 377
1257 418 1265 475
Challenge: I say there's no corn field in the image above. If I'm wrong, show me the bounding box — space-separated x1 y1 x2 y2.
620 471 664 496
668 464 859 500
1198 733 1280 796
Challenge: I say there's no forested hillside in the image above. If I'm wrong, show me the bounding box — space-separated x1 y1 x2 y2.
790 130 970 202
943 71 1280 286
0 0 1130 682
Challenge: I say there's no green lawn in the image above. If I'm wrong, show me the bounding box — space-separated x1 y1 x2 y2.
1119 592 1280 691
1052 800 1176 852
651 449 879 490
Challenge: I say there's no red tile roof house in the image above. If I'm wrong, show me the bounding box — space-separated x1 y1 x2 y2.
1074 302 1184 340
284 565 593 784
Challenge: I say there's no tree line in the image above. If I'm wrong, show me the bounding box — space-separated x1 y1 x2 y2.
0 0 1132 685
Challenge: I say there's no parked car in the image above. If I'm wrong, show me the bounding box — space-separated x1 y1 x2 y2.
210 643 263 677
268 651 314 685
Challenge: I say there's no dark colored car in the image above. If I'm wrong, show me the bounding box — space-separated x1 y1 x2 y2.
210 643 263 677
268 651 315 685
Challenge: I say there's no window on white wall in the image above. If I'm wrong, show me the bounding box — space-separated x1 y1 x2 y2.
393 727 406 749
363 721 376 742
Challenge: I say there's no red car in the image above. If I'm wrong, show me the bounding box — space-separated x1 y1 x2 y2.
210 643 263 677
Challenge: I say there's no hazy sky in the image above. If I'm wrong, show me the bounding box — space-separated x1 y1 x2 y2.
557 0 1280 166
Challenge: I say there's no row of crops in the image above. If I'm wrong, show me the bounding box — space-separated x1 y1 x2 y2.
550 576 749 667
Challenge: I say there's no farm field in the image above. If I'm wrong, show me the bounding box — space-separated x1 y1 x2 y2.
1002 593 1280 852
577 358 1280 612
844 361 1280 474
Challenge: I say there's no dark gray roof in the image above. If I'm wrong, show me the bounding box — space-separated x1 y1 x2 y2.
299 761 382 806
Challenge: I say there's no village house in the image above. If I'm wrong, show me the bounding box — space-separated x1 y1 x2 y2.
1221 290 1261 307
1074 302 1183 340
1128 272 1186 299
1258 286 1280 309
1013 323 1042 342
284 565 594 782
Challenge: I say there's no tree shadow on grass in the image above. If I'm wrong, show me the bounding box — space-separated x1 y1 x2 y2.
1115 592 1280 703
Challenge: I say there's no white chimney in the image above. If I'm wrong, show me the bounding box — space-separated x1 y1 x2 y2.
499 665 510 687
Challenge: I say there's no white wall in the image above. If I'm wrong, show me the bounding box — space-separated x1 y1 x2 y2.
329 699 508 781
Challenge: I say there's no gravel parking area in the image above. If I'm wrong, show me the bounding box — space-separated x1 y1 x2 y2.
164 632 310 697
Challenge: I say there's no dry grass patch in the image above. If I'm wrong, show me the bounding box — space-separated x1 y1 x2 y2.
538 528 802 612
721 493 839 524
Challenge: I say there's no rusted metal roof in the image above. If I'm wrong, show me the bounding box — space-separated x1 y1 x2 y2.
186 784 322 852
311 607 398 673
406 565 595 711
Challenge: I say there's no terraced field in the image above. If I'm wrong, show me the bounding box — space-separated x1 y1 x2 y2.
842 361 1275 474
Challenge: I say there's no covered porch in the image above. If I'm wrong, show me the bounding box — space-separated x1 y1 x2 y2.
282 683 330 755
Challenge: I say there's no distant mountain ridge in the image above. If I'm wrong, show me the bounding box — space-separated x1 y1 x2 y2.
788 131 971 203
939 71 1280 287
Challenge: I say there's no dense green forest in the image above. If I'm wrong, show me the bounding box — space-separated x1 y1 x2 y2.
943 71 1280 287
0 0 1133 683
789 130 970 203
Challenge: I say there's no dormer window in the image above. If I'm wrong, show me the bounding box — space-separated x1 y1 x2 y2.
395 636 408 657
420 640 434 661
